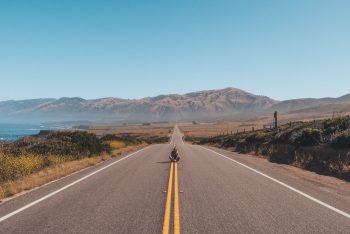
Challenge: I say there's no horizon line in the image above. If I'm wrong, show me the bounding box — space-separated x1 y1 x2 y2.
0 86 349 102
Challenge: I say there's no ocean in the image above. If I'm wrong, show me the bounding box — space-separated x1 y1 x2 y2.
0 123 70 141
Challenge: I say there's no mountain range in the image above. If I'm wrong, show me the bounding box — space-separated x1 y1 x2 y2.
0 87 349 124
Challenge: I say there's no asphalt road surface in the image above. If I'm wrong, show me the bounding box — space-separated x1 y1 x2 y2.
0 126 349 233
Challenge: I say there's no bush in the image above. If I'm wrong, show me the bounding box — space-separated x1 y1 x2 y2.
295 128 323 146
141 136 169 144
323 117 350 135
40 131 111 157
100 134 142 145
331 133 350 148
246 132 271 144
108 140 126 150
3 131 112 158
0 153 45 182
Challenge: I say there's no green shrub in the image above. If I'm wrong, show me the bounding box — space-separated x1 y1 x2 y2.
246 132 270 144
100 134 142 145
331 133 350 148
46 131 112 157
323 117 350 134
3 131 111 158
295 128 323 146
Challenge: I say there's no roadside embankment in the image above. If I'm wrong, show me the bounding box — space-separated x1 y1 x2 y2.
0 131 168 201
186 117 350 181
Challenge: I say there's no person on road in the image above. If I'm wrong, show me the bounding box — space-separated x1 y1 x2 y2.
170 145 180 162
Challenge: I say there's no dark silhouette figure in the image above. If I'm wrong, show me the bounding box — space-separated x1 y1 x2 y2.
170 146 180 162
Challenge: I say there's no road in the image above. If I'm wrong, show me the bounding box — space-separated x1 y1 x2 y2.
0 126 349 233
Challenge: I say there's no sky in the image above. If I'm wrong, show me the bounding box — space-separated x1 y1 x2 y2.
0 0 349 101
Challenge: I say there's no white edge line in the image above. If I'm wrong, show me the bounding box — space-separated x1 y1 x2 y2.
199 146 350 219
0 147 148 223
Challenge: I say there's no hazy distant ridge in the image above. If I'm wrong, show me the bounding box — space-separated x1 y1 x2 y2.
0 87 349 123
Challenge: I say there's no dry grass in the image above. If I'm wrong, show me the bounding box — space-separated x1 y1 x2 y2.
85 123 173 137
108 140 126 150
179 122 245 138
178 111 350 138
178 120 273 138
0 144 146 201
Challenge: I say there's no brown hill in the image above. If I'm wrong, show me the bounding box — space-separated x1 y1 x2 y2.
0 87 349 123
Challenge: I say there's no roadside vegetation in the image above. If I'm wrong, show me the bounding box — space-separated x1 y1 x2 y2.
187 116 350 181
0 131 168 200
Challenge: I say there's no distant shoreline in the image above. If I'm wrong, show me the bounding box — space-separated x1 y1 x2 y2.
0 123 72 141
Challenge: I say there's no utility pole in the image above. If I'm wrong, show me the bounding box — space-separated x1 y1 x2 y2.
274 111 278 130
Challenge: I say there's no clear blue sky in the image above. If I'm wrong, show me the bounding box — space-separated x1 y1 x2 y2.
0 0 349 101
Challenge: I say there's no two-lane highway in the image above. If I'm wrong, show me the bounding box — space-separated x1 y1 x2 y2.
0 126 349 233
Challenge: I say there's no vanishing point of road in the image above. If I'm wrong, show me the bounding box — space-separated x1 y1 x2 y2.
0 127 349 233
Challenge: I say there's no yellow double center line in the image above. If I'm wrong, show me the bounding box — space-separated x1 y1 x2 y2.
162 161 180 234
173 162 180 234
162 162 173 234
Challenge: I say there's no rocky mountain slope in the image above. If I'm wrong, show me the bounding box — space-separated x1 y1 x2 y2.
0 87 349 123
